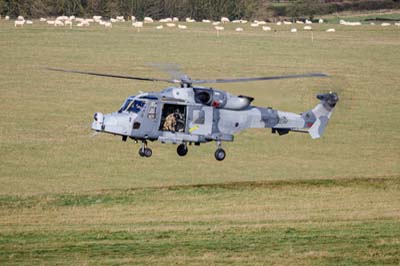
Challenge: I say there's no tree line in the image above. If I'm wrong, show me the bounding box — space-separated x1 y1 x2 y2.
1 0 399 20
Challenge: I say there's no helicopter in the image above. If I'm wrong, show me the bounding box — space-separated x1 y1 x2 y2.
47 66 338 161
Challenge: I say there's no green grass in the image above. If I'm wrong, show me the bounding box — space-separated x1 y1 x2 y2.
0 19 399 265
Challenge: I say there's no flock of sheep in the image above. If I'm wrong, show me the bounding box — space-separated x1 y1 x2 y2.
3 14 400 34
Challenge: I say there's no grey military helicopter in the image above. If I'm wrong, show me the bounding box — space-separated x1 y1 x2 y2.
47 66 338 161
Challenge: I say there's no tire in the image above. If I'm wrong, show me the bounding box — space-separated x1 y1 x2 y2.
177 144 188 156
144 148 152 158
214 148 226 161
138 148 145 157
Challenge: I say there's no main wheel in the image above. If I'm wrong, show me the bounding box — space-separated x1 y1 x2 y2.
177 144 188 156
214 148 226 161
144 147 152 158
138 148 145 157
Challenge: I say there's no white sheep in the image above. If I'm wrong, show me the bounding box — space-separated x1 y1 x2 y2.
202 19 211 23
276 21 282 26
47 20 55 25
305 19 312 24
395 22 400 26
290 28 297 33
173 17 179 22
326 28 335 32
370 22 375 25
93 16 102 22
17 15 24 20
250 23 259 27
258 21 266 25
69 16 75 20
133 21 143 32
318 19 324 23
14 20 25 27
5 15 10 20
159 18 172 23
262 26 271 31
296 20 304 24
104 22 112 28
178 24 187 29
212 21 220 26
215 26 224 31
240 20 248 24
221 17 230 23
131 16 136 22
156 25 163 30
26 20 33 25
116 16 124 22
54 20 64 27
283 21 292 25
40 17 47 22
186 18 195 23
232 20 240 23
110 18 117 23
144 17 153 23
381 23 390 27
303 25 312 30
235 27 244 32
65 20 72 28
166 23 176 27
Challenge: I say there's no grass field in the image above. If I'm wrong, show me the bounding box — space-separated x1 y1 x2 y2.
0 19 399 265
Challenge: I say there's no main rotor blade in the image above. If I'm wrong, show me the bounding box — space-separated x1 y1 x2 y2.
45 67 180 84
147 63 186 81
192 73 329 84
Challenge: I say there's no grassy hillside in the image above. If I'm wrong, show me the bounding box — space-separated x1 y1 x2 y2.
0 20 399 265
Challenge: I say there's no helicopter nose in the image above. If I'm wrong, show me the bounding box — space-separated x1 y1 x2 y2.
92 112 104 131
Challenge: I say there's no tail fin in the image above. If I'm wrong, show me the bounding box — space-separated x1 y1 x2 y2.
303 92 339 139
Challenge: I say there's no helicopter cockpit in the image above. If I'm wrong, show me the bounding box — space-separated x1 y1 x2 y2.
118 97 145 114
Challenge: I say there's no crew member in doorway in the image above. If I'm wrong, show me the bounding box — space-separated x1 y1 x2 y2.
163 112 177 132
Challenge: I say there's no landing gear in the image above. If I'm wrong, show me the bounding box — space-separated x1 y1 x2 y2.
214 141 226 161
138 141 152 158
177 143 188 156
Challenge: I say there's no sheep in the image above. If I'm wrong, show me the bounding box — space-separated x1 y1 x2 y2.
212 21 220 26
110 18 117 23
159 18 172 23
104 22 112 28
262 26 271 31
202 19 211 23
86 19 94 23
69 16 75 20
156 25 163 30
173 17 179 22
54 20 64 27
290 28 297 33
232 20 240 23
131 16 136 22
144 17 153 23
14 20 25 27
296 20 304 24
303 25 312 30
47 20 55 25
166 23 176 27
178 24 187 29
283 21 292 25
221 17 230 23
186 18 195 23
40 17 47 22
5 15 10 20
258 21 267 25
318 19 324 23
116 16 124 22
26 20 33 25
65 20 72 28
305 19 312 24
17 15 24 20
235 27 244 32
250 23 259 27
395 22 400 26
276 21 282 26
340 20 361 26
326 28 335 32
132 21 144 32
93 16 102 22
381 23 390 27
370 22 375 25
240 20 248 24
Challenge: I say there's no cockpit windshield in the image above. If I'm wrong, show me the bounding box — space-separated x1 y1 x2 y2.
127 100 145 113
118 98 133 113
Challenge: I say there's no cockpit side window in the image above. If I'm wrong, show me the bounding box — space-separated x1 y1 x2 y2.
127 100 145 113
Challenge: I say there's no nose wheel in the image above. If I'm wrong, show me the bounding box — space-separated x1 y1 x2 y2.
138 141 152 158
214 141 226 161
